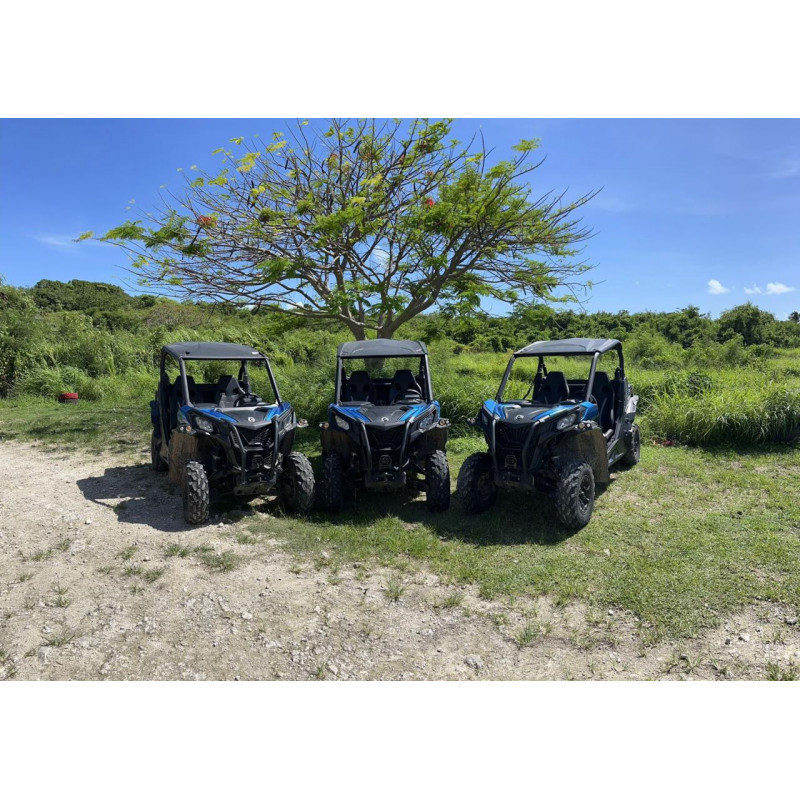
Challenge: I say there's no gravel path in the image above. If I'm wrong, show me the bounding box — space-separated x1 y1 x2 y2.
1 441 798 680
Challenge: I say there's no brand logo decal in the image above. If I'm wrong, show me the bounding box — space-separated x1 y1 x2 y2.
515 414 524 420
248 416 256 422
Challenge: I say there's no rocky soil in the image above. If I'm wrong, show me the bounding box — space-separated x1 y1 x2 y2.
1 441 798 681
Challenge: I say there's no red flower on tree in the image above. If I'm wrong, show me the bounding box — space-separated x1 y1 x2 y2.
196 215 215 227
424 197 435 207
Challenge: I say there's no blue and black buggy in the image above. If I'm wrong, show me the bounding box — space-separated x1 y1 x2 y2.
457 338 640 529
318 339 450 512
151 342 315 524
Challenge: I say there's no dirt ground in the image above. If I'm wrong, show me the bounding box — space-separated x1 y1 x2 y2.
1 440 798 681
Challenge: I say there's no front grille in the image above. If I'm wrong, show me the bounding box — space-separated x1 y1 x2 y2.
496 423 529 449
366 425 406 449
239 425 274 448
366 424 405 471
495 422 530 473
238 425 275 472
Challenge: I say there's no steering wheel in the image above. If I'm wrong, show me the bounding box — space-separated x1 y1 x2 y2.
236 393 259 407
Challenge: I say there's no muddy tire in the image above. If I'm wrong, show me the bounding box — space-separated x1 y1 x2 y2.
150 434 167 472
183 460 210 525
319 452 345 512
555 459 594 529
277 451 315 514
621 424 641 467
425 450 451 512
456 452 497 514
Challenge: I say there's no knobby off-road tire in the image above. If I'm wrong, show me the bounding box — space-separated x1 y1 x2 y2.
555 459 595 529
150 434 168 472
425 450 451 512
621 423 641 467
183 460 210 525
277 451 315 514
319 452 345 512
456 452 497 514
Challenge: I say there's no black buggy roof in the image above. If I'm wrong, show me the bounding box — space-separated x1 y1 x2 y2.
162 342 266 360
337 339 428 358
514 337 621 357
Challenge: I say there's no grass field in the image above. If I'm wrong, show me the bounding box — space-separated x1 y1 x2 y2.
2 385 799 641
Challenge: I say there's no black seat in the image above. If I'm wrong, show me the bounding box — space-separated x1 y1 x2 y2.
592 371 615 432
388 369 423 404
540 371 570 405
345 370 374 403
214 375 244 408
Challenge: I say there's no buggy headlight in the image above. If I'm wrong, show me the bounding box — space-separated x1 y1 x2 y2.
555 411 581 431
418 411 435 430
193 414 215 433
334 414 350 431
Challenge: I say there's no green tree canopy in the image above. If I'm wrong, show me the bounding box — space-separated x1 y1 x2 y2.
97 119 597 339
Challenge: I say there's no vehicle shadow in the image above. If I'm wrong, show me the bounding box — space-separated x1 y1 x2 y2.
77 455 616 541
298 479 615 547
76 464 261 533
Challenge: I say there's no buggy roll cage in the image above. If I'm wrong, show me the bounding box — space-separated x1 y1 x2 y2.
160 350 282 408
496 339 625 405
333 340 434 405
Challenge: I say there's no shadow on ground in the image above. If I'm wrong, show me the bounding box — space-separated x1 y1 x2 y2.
77 465 201 533
76 448 616 543
295 480 615 547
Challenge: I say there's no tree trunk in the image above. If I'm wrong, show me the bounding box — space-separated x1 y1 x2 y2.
344 319 367 340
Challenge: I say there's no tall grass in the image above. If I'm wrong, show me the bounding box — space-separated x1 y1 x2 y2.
646 381 800 445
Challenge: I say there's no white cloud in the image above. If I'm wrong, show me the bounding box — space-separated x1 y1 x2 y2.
744 281 796 296
769 158 800 179
31 233 106 250
371 248 390 270
707 279 730 295
33 233 77 248
765 281 796 295
592 195 635 213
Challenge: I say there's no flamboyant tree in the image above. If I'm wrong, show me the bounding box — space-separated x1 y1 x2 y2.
92 118 597 339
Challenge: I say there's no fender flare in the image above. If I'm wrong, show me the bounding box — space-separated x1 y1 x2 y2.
556 426 610 485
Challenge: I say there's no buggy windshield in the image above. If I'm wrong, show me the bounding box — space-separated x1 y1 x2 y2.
337 356 429 406
499 351 620 406
168 357 279 408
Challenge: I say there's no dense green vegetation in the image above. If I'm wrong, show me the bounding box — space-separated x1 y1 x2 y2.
2 278 800 444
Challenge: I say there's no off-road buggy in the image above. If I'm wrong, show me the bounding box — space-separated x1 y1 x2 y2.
318 339 450 512
150 342 314 524
457 338 640 529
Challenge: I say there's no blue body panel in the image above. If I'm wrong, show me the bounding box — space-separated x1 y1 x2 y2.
480 399 598 428
265 402 292 421
181 402 293 425
329 401 440 424
329 404 372 423
180 405 238 424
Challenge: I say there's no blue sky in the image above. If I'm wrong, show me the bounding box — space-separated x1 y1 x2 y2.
1 118 798 319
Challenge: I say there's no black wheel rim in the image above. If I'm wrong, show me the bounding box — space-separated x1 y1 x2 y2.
476 470 494 501
578 473 592 512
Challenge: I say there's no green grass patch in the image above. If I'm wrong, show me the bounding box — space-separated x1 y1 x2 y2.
247 437 800 639
198 550 241 572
